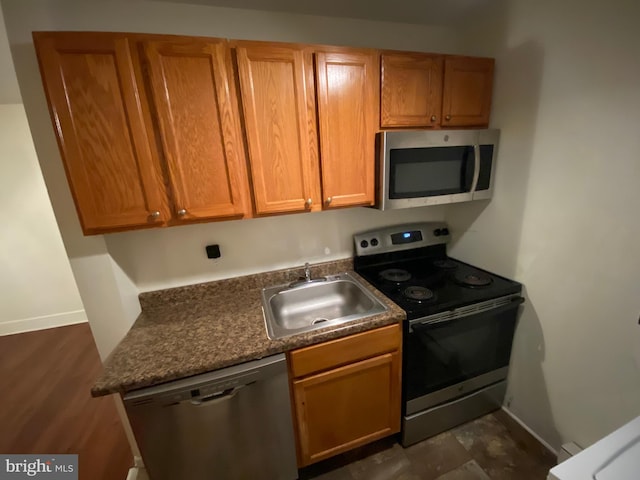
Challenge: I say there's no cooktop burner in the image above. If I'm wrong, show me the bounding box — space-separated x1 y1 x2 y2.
433 259 458 270
455 271 493 287
403 286 434 302
379 268 411 283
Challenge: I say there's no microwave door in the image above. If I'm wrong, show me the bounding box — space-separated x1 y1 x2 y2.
385 145 475 209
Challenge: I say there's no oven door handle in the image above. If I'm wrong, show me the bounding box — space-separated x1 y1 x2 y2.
410 296 524 331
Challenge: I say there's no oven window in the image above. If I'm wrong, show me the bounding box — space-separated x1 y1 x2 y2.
389 146 474 198
405 303 518 402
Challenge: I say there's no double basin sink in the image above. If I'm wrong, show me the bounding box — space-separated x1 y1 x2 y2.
261 272 388 339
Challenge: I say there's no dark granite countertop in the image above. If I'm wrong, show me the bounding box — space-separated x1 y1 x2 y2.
91 258 405 396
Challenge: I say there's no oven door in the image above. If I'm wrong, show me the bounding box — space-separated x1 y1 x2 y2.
404 295 523 416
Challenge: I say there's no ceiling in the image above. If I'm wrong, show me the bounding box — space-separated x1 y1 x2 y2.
150 0 491 26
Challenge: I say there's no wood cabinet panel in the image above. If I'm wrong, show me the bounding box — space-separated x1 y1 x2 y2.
442 56 494 127
36 31 497 234
235 42 321 215
34 32 167 234
381 53 443 127
293 352 401 466
289 324 400 378
144 38 250 222
315 50 377 208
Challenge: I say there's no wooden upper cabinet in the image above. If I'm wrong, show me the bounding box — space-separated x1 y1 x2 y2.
33 32 167 234
442 56 494 127
235 42 321 215
35 31 497 233
381 53 494 129
381 53 443 128
143 38 250 222
315 49 378 208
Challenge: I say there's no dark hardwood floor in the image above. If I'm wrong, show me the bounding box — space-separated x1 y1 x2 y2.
0 323 132 480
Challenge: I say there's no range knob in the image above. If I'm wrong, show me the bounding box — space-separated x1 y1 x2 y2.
441 228 450 236
370 238 379 247
433 229 442 236
360 240 369 248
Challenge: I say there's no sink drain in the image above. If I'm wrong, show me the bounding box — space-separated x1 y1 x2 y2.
312 318 328 325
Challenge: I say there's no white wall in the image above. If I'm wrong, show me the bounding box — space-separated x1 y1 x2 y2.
0 4 19 103
0 4 86 336
2 0 466 353
0 104 86 334
449 0 640 449
107 207 447 292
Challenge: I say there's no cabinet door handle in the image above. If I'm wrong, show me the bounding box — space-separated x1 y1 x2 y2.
445 115 451 121
149 211 160 219
325 197 332 205
177 209 187 216
430 115 437 122
305 198 312 208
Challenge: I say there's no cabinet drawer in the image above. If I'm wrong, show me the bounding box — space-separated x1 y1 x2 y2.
289 324 400 378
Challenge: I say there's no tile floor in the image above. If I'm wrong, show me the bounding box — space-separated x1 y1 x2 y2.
299 411 556 480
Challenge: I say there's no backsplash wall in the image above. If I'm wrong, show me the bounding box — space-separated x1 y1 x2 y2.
106 206 446 292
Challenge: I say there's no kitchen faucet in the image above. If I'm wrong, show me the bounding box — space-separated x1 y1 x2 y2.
304 262 311 282
288 262 327 288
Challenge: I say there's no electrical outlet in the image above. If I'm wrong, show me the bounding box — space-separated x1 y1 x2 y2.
206 244 221 259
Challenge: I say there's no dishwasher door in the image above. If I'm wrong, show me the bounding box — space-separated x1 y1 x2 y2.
124 354 298 480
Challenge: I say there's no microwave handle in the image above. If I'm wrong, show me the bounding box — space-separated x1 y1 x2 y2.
470 143 481 194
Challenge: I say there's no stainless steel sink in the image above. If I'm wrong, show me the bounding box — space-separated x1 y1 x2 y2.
261 272 388 339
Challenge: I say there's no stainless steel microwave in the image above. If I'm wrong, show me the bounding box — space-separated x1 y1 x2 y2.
376 129 499 210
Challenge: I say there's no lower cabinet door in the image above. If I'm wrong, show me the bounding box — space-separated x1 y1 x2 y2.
292 351 401 466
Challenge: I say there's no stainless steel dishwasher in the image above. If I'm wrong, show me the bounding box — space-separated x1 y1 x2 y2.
124 353 298 480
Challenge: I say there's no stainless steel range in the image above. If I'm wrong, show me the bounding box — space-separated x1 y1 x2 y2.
353 222 524 446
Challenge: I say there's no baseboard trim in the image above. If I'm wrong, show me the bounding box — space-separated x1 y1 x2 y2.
501 406 558 456
0 310 87 336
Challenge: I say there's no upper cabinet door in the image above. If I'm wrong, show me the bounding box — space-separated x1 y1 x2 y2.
316 49 378 209
381 53 443 128
144 38 250 222
442 56 494 128
34 32 167 234
235 42 321 215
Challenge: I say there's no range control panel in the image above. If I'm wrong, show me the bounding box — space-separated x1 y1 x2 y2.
353 222 451 256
